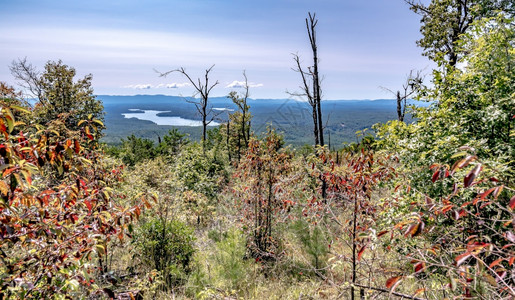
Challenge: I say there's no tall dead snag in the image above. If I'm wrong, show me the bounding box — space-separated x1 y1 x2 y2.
160 65 219 144
290 12 324 146
382 70 423 122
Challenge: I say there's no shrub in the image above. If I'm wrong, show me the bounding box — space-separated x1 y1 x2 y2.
132 218 195 287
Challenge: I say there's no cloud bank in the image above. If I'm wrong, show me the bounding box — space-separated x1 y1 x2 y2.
226 80 264 88
124 83 191 89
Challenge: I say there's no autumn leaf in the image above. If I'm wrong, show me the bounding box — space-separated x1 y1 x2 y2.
456 252 472 266
357 245 366 261
509 195 515 210
489 258 503 268
464 164 481 188
414 262 425 273
84 200 92 212
74 139 80 154
431 169 440 183
385 276 402 289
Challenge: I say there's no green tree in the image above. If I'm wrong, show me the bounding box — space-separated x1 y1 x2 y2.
375 14 515 298
406 0 514 66
10 59 104 133
119 134 156 166
226 72 252 163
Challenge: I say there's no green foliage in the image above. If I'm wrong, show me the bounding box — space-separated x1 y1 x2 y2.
155 128 189 157
224 90 252 163
174 142 227 200
213 228 254 291
408 0 513 66
117 135 156 166
110 129 189 167
9 59 105 135
291 220 329 271
132 218 195 287
376 14 514 189
374 14 515 298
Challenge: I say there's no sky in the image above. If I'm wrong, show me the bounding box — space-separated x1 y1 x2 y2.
0 0 432 100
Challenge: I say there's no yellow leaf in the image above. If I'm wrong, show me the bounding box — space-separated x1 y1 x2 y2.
0 181 8 196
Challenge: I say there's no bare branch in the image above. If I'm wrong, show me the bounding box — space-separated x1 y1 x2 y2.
9 58 44 101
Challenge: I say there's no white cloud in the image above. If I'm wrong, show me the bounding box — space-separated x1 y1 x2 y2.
124 82 191 89
124 84 153 89
226 80 264 88
156 82 191 88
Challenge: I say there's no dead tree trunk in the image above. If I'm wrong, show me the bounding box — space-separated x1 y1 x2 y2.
307 12 324 146
290 12 324 146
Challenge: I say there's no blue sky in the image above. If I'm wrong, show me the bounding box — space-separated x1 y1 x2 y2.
0 0 432 99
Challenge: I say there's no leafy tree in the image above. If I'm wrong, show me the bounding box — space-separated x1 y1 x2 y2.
155 129 189 157
406 0 514 66
132 219 195 287
233 129 293 260
118 135 156 166
226 73 252 163
10 59 104 133
376 13 515 299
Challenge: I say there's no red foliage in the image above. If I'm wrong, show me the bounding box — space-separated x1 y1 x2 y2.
0 103 145 298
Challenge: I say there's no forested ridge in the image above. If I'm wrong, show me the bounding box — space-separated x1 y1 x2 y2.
0 1 514 299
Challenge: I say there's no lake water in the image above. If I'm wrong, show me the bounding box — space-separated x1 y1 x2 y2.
122 110 220 126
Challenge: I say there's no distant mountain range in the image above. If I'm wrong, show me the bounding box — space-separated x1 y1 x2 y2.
98 94 427 147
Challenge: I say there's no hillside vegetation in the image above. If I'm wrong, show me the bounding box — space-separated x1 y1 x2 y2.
0 5 513 300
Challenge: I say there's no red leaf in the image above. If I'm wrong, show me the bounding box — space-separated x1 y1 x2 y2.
84 200 92 212
464 164 481 188
74 139 80 154
377 230 389 238
357 245 366 261
509 195 515 210
405 223 419 237
479 187 497 201
489 258 503 268
414 262 425 273
456 252 471 266
509 257 515 266
385 276 402 289
431 170 440 183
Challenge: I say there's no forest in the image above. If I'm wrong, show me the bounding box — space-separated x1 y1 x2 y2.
0 1 514 299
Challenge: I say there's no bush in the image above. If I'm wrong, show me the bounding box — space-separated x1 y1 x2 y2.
132 218 195 287
291 219 329 272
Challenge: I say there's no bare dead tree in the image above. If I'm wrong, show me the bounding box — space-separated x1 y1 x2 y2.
307 12 324 146
289 12 324 146
290 54 319 145
159 65 219 144
381 70 423 122
9 58 44 102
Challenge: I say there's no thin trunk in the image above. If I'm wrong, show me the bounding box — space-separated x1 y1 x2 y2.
312 104 319 145
202 101 207 143
351 193 358 300
226 120 231 161
397 91 404 122
316 95 324 146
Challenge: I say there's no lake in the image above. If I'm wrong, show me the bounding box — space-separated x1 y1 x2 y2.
122 109 220 126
